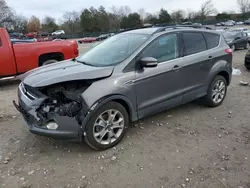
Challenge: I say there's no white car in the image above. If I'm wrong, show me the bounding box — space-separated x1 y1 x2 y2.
224 21 234 26
236 21 244 25
52 30 65 35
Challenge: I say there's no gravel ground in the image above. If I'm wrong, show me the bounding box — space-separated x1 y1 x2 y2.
0 46 250 188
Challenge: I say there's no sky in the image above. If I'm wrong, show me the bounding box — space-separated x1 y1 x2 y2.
7 0 238 21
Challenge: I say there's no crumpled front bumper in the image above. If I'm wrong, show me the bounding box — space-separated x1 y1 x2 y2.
13 84 82 141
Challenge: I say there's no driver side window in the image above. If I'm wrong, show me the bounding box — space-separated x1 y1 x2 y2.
142 34 179 63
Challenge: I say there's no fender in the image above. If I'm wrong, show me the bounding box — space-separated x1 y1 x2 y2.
207 60 232 85
81 94 138 130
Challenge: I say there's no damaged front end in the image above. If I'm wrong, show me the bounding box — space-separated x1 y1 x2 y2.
14 80 93 140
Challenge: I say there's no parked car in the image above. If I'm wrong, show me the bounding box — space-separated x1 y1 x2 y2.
215 23 222 26
52 30 65 35
181 22 193 25
231 28 248 32
78 37 97 43
9 32 24 39
26 32 38 38
96 34 109 41
244 30 250 37
224 21 234 26
14 26 233 150
220 22 226 26
192 23 202 27
244 20 250 25
0 27 79 79
236 21 244 25
220 31 249 51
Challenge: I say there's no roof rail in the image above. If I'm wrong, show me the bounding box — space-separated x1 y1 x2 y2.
152 25 214 35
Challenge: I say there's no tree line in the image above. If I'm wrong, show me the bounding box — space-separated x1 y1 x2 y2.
1 0 250 34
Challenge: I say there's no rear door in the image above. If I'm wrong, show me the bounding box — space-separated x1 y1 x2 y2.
179 31 217 103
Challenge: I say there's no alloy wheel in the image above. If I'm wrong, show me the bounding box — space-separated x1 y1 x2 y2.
212 80 226 104
93 109 124 145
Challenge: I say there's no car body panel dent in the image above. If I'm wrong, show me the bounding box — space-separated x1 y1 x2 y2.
22 60 114 87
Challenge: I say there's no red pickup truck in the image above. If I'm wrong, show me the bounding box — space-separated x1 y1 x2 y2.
0 28 79 79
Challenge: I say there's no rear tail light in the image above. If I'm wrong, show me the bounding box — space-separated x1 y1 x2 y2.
225 48 232 55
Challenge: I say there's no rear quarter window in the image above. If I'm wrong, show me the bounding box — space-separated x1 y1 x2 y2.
203 32 220 49
183 32 206 55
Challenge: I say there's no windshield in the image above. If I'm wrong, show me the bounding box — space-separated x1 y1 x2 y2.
77 33 149 67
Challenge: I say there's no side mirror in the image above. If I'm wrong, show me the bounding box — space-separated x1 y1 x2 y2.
140 57 158 68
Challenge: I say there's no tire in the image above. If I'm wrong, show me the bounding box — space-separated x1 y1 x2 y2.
231 44 236 51
42 59 58 66
203 75 227 107
244 42 250 49
84 102 129 150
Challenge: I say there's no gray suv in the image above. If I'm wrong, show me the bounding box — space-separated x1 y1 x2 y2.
14 27 233 150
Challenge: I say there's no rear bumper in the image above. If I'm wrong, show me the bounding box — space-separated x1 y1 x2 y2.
13 85 82 141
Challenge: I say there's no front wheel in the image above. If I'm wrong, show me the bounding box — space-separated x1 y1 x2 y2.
202 75 227 107
84 102 129 150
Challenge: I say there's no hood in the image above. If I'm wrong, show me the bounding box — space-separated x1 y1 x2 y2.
22 60 114 87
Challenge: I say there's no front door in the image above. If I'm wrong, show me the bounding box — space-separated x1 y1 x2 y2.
135 33 183 119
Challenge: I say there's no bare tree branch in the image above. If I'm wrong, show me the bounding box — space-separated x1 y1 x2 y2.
237 0 249 14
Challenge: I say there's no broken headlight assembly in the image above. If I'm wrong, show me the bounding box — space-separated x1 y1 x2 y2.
36 80 92 125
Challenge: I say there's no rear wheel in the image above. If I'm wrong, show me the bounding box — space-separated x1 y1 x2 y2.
84 102 129 150
203 75 227 107
231 44 236 51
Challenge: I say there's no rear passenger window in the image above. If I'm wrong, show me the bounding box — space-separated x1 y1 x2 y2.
203 33 220 49
183 32 206 55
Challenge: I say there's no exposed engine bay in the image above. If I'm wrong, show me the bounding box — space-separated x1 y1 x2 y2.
34 80 94 125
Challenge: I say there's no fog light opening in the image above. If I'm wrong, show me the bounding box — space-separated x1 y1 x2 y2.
46 122 58 130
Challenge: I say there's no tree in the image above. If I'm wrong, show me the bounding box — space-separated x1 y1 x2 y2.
27 16 40 32
187 10 197 21
237 0 249 14
158 8 171 24
12 14 28 33
41 16 58 32
120 13 142 29
61 11 80 33
0 0 13 27
80 8 93 32
144 13 159 24
237 0 250 19
97 6 109 32
171 10 185 23
198 0 217 21
138 8 146 22
216 12 232 21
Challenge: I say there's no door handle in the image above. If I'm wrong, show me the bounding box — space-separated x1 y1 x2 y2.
208 56 213 59
172 65 181 71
